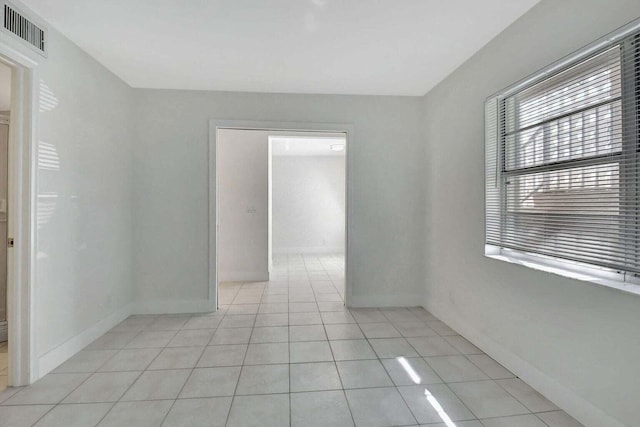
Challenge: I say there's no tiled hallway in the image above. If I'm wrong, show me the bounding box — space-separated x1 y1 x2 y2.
0 254 582 426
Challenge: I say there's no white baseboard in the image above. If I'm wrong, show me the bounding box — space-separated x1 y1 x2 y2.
37 303 133 378
350 293 423 308
424 298 625 427
218 272 269 282
133 299 216 315
273 247 344 255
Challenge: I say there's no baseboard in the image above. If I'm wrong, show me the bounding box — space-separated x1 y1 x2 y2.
273 247 344 255
218 272 269 282
350 293 423 308
37 303 134 379
133 299 216 315
424 298 625 427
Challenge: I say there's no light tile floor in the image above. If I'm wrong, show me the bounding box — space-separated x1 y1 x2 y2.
0 254 583 426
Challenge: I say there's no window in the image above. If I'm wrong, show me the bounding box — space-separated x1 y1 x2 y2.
485 25 640 289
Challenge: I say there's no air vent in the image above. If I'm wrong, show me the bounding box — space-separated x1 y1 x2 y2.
2 3 46 56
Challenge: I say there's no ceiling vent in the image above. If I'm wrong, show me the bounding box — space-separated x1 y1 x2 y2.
2 3 46 56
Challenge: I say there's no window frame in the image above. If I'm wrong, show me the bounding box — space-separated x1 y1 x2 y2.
484 18 640 296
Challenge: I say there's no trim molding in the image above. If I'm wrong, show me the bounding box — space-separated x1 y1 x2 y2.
133 299 216 315
424 298 625 427
37 303 133 378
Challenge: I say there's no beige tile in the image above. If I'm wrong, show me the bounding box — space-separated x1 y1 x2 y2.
244 343 289 365
291 390 354 427
179 367 241 398
97 400 172 427
236 364 289 395
34 403 112 427
147 346 204 370
345 387 416 427
121 369 190 401
497 378 559 413
398 384 475 424
162 397 232 427
290 362 342 392
63 372 140 403
290 341 333 363
425 355 488 382
53 350 117 374
4 373 89 405
227 394 289 427
336 360 393 389
98 348 161 372
197 344 247 367
0 405 53 427
449 380 529 419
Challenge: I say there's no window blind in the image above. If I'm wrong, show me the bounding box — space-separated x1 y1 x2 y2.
486 31 640 276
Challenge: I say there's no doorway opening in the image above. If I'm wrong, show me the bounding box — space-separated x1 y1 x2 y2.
268 134 346 301
210 122 352 310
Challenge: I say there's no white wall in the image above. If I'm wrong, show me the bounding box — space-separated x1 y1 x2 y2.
218 129 269 282
133 91 425 307
35 26 135 372
1 6 136 378
422 1 640 426
272 155 345 254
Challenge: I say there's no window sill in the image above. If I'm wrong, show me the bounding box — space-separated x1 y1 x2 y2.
485 245 640 297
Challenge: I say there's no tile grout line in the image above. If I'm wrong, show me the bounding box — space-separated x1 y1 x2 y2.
223 281 262 427
95 321 183 423
3 324 152 426
316 283 358 427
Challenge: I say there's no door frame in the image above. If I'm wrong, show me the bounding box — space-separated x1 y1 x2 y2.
208 120 354 309
0 41 39 385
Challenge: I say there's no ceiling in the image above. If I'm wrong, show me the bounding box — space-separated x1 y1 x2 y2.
271 135 346 157
22 0 539 96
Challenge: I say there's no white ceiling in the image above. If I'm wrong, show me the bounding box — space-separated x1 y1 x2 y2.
22 0 538 96
271 135 346 157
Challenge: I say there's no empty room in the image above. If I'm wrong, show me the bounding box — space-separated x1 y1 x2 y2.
0 0 638 426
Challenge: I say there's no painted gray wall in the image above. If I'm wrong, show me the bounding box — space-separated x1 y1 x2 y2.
422 1 640 425
35 27 135 365
272 155 345 254
133 90 425 307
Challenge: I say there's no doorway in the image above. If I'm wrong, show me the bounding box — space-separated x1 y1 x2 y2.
209 121 353 310
268 135 346 301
